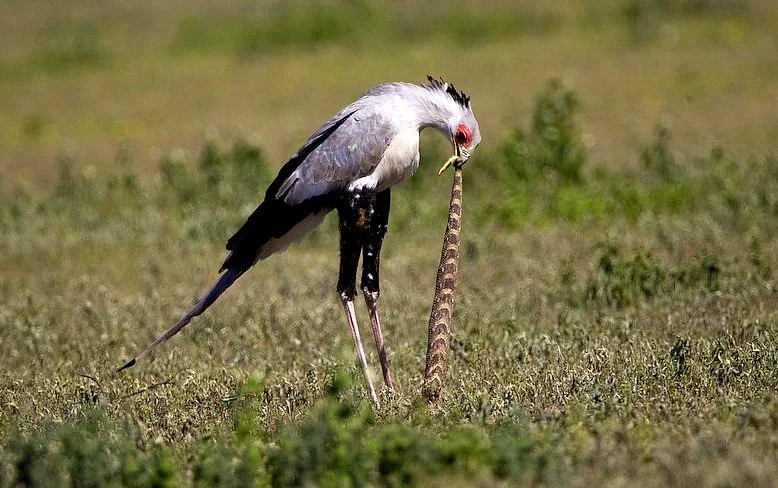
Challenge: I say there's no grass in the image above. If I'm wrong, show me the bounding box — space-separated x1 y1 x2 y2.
2 0 778 486
3 80 778 485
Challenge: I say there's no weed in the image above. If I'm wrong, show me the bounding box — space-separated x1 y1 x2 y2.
670 336 691 378
748 235 772 280
1 410 178 488
269 400 374 486
641 122 678 181
239 2 379 55
502 79 587 184
53 154 96 202
169 2 559 56
193 442 268 488
159 138 270 206
584 243 723 307
494 79 595 226
171 1 381 56
675 252 721 292
160 150 202 204
427 9 559 45
585 244 666 307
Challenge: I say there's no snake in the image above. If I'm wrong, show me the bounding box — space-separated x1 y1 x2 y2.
423 165 463 403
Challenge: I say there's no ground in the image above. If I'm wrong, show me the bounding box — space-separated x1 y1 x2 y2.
1 1 778 486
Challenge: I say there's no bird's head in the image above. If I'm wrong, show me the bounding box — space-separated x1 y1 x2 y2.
424 76 481 174
449 109 481 167
438 109 481 175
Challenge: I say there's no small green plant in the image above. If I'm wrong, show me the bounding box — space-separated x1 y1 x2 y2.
160 139 270 205
675 252 721 292
585 244 666 307
584 244 723 307
641 122 678 181
230 138 271 195
268 399 373 487
502 79 587 184
53 154 97 202
170 2 554 57
433 9 559 45
160 149 202 204
200 141 228 188
193 442 267 488
748 235 772 280
1 410 177 488
550 185 609 223
494 79 594 227
670 336 691 378
239 2 373 54
172 1 381 56
622 0 749 44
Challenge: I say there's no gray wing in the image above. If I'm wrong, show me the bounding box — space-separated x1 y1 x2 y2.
275 108 395 206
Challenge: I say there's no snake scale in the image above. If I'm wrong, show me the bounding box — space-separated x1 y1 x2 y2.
423 166 463 404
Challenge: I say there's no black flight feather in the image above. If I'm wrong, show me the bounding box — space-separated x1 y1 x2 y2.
118 108 359 372
117 267 245 372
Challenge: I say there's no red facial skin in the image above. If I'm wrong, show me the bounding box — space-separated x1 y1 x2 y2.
455 123 472 147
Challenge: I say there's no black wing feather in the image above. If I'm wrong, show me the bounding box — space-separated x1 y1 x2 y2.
221 109 357 270
264 109 357 202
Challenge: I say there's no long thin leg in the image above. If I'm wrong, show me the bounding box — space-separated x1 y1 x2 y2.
341 295 378 405
363 293 393 390
337 191 379 405
361 189 394 390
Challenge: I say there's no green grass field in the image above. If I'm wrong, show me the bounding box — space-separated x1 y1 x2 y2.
2 0 778 486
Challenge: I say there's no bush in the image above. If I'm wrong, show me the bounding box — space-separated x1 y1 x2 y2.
193 443 267 488
1 410 177 488
585 244 667 307
641 122 678 181
502 79 587 184
493 79 595 227
268 400 374 487
160 138 270 205
584 243 723 307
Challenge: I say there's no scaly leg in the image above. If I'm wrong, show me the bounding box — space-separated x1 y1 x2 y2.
361 189 394 390
337 191 378 405
363 291 394 390
340 294 378 405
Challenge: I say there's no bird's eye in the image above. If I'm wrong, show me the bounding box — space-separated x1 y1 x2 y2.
455 124 471 145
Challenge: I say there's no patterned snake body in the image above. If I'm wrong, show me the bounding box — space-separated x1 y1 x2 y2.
423 167 463 403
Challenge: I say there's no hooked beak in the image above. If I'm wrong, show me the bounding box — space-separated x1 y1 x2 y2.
438 141 470 175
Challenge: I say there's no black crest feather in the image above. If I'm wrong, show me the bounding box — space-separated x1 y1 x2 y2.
425 75 471 108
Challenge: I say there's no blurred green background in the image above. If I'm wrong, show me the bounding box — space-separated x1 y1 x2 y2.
2 0 776 189
2 1 778 486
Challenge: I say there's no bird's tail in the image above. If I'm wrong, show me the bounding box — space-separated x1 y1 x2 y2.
117 267 245 372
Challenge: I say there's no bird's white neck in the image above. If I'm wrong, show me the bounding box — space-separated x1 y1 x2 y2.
403 84 463 136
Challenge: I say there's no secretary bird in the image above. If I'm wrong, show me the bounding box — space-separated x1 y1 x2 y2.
118 76 481 405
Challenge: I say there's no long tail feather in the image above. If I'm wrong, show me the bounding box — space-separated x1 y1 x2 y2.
117 268 245 372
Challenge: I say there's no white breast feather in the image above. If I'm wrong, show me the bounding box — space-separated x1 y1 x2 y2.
349 127 419 192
